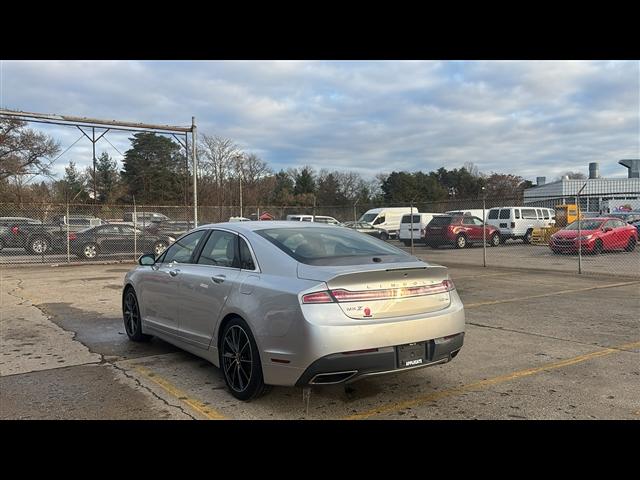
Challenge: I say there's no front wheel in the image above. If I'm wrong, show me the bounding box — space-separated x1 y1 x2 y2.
523 230 533 244
81 242 99 259
379 232 389 241
490 232 500 247
592 239 603 255
123 288 152 342
220 318 270 401
625 236 636 252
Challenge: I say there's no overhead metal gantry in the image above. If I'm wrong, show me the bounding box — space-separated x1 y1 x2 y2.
0 109 200 226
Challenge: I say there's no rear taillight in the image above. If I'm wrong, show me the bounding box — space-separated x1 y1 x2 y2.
68 233 77 241
11 226 19 235
301 291 334 304
301 280 455 305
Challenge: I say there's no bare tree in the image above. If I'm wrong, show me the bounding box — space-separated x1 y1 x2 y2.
0 118 61 180
199 134 241 214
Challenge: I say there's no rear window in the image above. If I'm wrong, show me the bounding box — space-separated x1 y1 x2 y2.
499 209 511 219
521 209 537 219
401 215 421 224
255 227 408 265
428 216 453 226
488 209 499 219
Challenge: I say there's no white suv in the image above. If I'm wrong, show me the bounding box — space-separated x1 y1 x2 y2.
486 207 555 243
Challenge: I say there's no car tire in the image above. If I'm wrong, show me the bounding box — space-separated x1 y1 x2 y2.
220 317 270 401
153 241 168 256
123 288 152 342
499 235 507 244
380 232 389 241
81 242 99 259
551 248 561 254
624 236 636 252
0 239 4 253
455 234 467 249
28 236 50 255
490 232 500 247
592 239 603 255
523 229 533 244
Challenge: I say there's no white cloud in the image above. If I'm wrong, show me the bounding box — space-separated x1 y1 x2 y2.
1 60 638 182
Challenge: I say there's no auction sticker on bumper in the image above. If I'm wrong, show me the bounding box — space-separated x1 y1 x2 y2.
397 342 427 368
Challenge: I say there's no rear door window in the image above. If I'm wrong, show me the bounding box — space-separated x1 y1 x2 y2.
429 216 453 226
488 209 499 219
515 209 520 219
197 230 239 268
499 209 511 219
239 237 256 270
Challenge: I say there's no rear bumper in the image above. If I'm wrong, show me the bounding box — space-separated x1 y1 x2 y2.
260 292 465 386
294 332 464 386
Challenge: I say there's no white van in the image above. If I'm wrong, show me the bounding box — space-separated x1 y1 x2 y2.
286 214 340 225
486 206 555 243
358 207 415 239
398 213 438 245
445 209 486 220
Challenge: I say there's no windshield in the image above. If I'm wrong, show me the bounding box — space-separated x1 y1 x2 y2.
565 220 605 230
256 227 408 265
359 213 378 223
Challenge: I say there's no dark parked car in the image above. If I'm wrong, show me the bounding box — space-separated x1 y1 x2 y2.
424 215 501 249
69 224 176 259
143 220 194 238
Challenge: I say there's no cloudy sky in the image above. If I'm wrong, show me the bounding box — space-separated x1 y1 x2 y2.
1 60 638 181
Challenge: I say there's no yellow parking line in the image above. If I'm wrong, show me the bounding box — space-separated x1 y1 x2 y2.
464 281 640 309
133 365 227 420
344 340 640 420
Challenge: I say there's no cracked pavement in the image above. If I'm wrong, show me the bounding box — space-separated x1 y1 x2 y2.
1 262 638 420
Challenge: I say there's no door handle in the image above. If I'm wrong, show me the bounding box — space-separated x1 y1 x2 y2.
169 269 180 277
211 274 226 284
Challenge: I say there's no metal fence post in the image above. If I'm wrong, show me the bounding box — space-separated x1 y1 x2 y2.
66 202 70 264
133 200 137 262
482 190 486 267
577 183 586 274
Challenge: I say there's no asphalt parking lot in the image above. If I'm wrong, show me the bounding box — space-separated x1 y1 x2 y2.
1 259 638 420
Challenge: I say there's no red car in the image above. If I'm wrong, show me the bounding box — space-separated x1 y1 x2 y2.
424 215 501 248
549 217 638 254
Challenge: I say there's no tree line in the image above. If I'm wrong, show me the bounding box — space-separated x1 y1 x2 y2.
2 118 544 206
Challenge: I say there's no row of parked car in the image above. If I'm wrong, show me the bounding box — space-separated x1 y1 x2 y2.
393 207 640 254
0 213 193 258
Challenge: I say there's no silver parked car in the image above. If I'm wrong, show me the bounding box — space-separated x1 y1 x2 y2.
123 222 465 400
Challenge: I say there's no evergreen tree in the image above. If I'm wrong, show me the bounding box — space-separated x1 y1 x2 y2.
121 133 185 204
294 166 316 195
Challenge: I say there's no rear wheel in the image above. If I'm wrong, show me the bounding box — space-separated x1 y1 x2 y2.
220 318 270 401
523 229 533 244
490 232 500 247
402 240 411 246
455 234 467 249
81 242 99 259
379 232 389 241
624 236 636 252
28 236 50 255
153 241 168 256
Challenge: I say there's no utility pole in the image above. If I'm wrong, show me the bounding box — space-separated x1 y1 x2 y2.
191 117 198 227
482 187 487 267
577 182 587 274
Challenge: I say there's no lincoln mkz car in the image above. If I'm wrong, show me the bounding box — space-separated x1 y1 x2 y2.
123 222 465 400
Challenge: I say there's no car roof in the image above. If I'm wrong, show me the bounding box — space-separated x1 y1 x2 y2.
195 221 339 234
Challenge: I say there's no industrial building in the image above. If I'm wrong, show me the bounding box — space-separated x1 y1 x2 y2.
524 159 640 213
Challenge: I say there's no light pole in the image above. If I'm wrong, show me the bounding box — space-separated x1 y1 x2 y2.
353 198 360 224
410 195 417 256
235 154 244 218
577 182 587 274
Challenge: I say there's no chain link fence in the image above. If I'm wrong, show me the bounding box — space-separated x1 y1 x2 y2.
1 185 639 278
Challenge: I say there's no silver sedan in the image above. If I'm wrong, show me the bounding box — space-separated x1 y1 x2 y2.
122 222 465 400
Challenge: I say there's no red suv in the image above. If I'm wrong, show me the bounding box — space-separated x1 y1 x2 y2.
424 215 501 249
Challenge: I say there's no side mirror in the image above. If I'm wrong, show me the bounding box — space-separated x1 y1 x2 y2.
138 253 156 266
603 227 612 232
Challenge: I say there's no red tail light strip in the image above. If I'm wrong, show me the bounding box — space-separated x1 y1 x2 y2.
302 280 455 304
